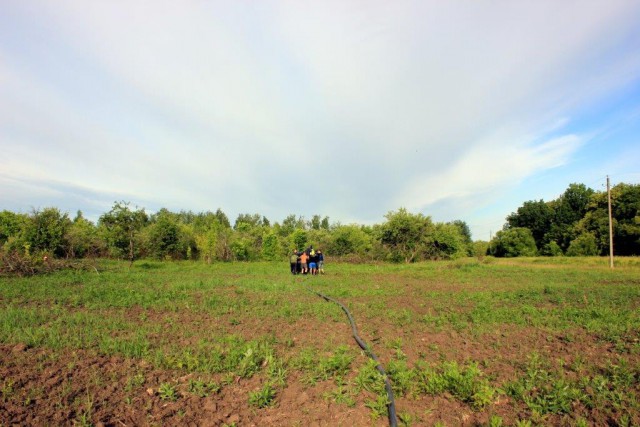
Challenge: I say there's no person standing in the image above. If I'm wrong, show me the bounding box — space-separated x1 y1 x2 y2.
290 250 299 275
309 250 318 275
300 250 309 274
317 250 324 274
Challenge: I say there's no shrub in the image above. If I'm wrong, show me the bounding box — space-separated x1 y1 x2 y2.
566 233 599 256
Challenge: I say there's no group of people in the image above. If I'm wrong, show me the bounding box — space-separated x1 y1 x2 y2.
290 246 324 275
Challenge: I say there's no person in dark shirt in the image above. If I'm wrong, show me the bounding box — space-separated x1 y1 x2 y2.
290 250 299 275
317 250 324 274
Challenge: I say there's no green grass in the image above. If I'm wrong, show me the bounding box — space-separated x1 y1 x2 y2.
1 258 639 425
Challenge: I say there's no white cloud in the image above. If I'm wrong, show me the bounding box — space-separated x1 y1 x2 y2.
1 0 639 235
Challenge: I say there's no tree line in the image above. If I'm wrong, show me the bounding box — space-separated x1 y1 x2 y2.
489 182 640 257
0 204 475 264
1 181 637 264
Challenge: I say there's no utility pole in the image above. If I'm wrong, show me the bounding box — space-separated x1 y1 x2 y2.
607 175 614 269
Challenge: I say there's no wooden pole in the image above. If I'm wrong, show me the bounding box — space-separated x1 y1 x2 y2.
607 175 614 269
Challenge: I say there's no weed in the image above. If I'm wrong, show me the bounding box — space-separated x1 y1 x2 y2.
365 394 389 420
387 359 415 396
398 411 415 426
158 382 178 401
415 361 495 409
248 383 276 408
188 378 220 397
1 379 15 402
355 359 385 394
124 373 145 392
323 385 356 407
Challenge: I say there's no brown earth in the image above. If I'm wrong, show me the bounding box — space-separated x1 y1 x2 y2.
1 278 638 426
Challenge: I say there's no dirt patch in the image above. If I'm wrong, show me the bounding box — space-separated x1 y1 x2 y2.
0 343 383 427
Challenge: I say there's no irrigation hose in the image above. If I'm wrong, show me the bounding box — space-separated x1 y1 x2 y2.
307 286 398 427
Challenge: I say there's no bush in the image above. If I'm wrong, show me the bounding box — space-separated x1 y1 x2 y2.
540 241 563 256
566 233 599 256
489 227 537 257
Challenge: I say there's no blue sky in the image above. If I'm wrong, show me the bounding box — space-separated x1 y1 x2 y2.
1 1 639 240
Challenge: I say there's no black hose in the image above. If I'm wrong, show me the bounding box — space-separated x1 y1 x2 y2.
308 287 398 427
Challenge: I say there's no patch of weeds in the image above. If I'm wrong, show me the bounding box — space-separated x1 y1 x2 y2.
265 354 288 386
504 355 585 415
75 411 93 427
293 345 354 385
398 411 416 426
158 382 178 401
415 360 495 409
1 379 15 402
74 392 95 427
387 359 415 396
248 383 276 408
388 308 413 326
188 378 220 397
365 394 389 420
355 359 386 394
124 372 145 392
487 415 503 427
574 418 588 427
323 384 356 407
23 386 43 406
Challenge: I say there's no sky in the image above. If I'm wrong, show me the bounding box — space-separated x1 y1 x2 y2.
1 1 639 240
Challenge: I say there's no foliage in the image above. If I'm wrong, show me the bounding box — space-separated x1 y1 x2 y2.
425 222 468 260
66 212 104 258
489 227 537 257
290 229 308 252
566 233 599 257
261 231 280 261
380 208 434 263
9 208 72 257
0 211 24 246
1 180 638 263
506 200 554 250
540 241 563 257
99 202 148 264
472 241 490 258
328 225 372 257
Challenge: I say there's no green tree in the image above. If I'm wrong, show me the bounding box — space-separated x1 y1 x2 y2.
0 210 25 246
291 229 308 251
379 208 434 263
146 210 182 260
449 220 473 255
279 214 306 237
472 241 490 258
328 225 372 257
99 202 148 265
65 211 103 258
546 183 595 251
540 241 563 256
234 213 264 230
566 233 599 256
489 227 537 257
575 183 640 255
230 238 250 261
20 208 71 257
506 200 554 250
261 231 280 260
425 223 467 260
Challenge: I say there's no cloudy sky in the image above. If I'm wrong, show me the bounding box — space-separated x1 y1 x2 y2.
1 1 639 239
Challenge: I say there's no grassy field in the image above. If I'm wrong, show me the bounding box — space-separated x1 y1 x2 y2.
1 257 639 426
